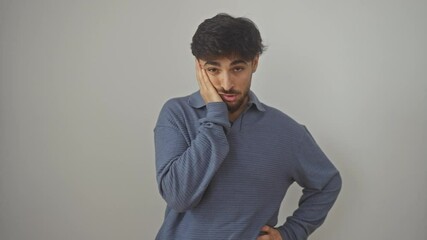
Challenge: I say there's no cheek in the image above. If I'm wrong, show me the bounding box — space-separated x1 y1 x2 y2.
209 77 221 88
236 75 252 88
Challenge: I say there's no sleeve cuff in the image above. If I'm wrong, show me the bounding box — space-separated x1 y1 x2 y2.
199 102 231 130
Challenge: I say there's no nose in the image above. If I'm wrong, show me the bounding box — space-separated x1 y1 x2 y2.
220 72 233 91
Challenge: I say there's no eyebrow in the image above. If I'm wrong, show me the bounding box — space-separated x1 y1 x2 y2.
204 59 248 67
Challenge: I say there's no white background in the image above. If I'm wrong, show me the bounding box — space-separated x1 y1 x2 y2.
1 1 426 239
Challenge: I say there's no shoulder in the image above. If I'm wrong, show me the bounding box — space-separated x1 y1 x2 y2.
263 104 301 126
156 92 199 128
159 93 193 115
260 103 307 139
160 91 203 112
162 94 190 107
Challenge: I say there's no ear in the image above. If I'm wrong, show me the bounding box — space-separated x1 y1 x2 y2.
251 54 260 73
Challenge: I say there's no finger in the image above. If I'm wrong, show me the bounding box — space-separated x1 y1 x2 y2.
261 225 272 232
197 61 218 96
257 226 270 240
195 58 203 88
256 234 271 240
261 227 282 240
197 61 212 89
195 59 213 92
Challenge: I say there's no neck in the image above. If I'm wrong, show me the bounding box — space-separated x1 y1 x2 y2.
228 97 249 122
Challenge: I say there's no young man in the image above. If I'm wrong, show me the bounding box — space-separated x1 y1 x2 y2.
154 13 341 240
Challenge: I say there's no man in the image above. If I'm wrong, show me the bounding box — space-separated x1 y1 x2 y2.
154 13 341 240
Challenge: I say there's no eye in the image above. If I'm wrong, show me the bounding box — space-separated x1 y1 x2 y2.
233 66 245 72
207 68 219 74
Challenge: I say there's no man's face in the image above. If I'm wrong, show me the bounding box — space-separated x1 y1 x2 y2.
198 55 259 113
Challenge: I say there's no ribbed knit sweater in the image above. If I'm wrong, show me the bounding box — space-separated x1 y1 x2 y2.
154 91 341 240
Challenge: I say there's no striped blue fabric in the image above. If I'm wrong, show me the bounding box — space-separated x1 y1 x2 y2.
154 91 341 240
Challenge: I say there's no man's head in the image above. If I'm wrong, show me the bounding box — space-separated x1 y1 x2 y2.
191 14 265 118
191 13 265 61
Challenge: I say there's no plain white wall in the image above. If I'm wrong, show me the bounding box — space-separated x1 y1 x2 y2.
1 1 426 239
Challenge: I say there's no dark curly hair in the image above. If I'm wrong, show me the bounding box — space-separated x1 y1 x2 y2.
191 13 265 61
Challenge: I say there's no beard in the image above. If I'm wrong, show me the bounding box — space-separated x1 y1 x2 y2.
221 89 250 114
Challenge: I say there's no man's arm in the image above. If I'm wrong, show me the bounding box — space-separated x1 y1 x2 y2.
277 126 342 240
154 59 228 212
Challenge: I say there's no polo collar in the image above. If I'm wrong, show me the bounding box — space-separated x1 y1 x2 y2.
247 91 266 112
188 91 266 112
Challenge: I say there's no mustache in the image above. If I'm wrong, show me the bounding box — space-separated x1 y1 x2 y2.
217 89 241 95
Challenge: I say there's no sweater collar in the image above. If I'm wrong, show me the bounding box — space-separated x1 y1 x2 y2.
188 90 266 112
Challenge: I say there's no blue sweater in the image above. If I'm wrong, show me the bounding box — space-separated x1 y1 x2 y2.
154 91 341 240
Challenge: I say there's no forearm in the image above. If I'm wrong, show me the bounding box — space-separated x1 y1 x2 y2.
155 102 230 212
278 172 342 240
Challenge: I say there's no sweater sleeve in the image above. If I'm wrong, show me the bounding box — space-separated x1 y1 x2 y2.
154 101 231 212
277 126 342 240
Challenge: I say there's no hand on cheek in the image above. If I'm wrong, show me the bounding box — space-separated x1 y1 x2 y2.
195 59 223 103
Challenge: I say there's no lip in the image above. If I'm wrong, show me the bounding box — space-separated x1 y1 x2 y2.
220 94 238 102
